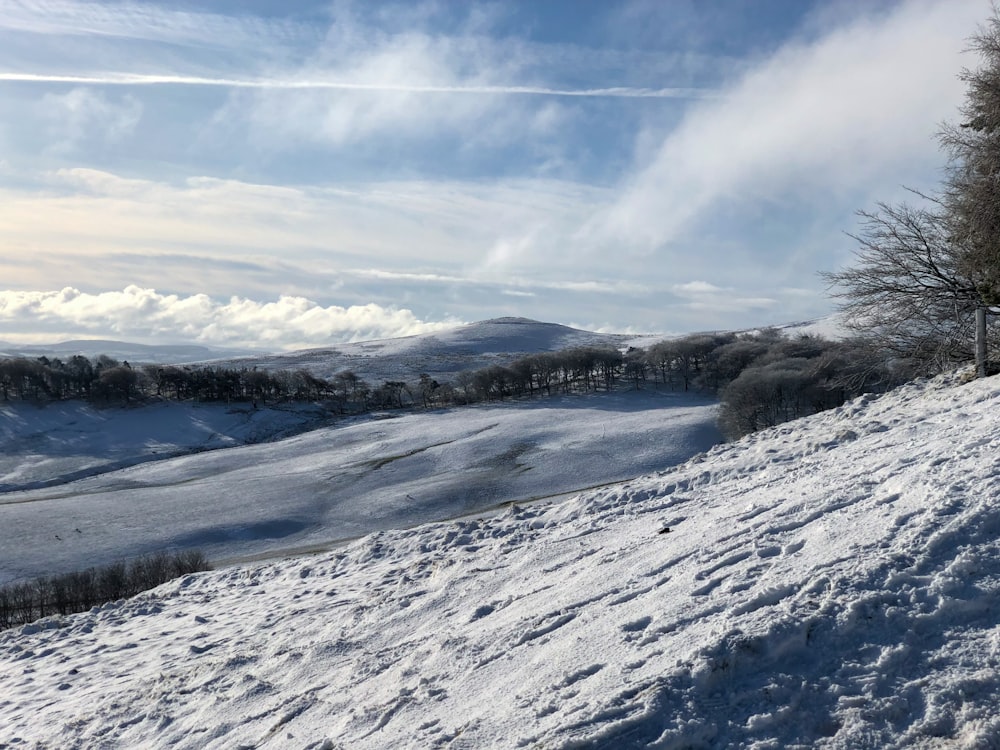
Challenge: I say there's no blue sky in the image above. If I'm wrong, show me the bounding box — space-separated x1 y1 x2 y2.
0 0 989 349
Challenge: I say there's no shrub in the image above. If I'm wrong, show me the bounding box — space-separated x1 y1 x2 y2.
0 549 212 631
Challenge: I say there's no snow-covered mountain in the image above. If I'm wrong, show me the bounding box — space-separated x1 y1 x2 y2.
224 316 644 383
4 370 1000 748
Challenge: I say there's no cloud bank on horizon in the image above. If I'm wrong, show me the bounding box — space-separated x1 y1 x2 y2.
0 0 987 349
0 286 459 348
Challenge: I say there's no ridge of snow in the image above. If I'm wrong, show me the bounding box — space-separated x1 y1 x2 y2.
5 372 1000 747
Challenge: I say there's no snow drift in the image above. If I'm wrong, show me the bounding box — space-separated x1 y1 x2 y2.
3 372 1000 748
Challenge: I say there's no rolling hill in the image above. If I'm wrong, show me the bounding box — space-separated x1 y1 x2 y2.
218 316 650 383
0 318 721 584
3 370 998 747
0 390 720 585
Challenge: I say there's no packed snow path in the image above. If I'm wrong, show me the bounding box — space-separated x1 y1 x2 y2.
4 373 1000 748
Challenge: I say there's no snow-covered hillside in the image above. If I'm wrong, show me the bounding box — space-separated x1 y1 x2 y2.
0 400 330 492
4 372 1000 748
0 390 719 585
229 317 640 383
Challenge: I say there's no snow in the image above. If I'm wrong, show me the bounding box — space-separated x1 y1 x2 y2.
0 400 330 492
774 314 849 341
0 390 719 584
231 317 638 383
4 370 1000 747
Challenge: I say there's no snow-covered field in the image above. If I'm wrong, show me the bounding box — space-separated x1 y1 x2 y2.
0 390 720 585
4 370 1000 748
0 400 331 492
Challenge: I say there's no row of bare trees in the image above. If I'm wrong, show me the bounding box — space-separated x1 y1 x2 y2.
0 349 632 411
0 353 435 413
0 549 210 631
3 333 904 440
444 332 903 439
451 346 627 403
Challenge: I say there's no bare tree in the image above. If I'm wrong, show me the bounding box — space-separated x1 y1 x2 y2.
824 200 980 370
823 197 982 372
826 8 1000 373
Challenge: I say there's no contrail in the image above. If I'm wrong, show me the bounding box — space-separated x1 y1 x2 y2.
0 72 712 99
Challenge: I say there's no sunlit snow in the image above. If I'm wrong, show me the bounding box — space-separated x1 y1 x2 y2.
4 370 1000 747
0 390 719 584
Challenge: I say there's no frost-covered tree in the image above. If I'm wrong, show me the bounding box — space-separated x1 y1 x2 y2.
941 8 1000 304
826 8 1000 372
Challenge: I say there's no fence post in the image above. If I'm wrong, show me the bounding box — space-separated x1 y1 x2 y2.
977 306 988 378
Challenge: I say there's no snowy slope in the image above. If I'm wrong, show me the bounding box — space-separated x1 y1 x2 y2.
0 400 330 492
773 314 848 341
0 391 719 585
0 317 655 498
4 372 1000 748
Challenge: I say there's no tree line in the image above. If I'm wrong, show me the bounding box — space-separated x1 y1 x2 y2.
1 330 910 441
0 353 434 413
445 331 907 439
0 549 210 631
0 347 654 413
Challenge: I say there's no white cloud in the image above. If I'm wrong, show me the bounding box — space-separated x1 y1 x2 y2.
0 0 724 93
227 5 709 150
666 280 777 315
513 279 648 294
40 88 142 152
0 0 308 51
0 287 461 349
0 170 612 296
672 281 725 295
682 296 777 314
0 72 709 99
343 269 646 296
345 269 470 284
590 0 985 253
0 0 715 187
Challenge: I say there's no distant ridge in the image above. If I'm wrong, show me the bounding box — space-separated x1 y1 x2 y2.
239 317 633 383
429 317 621 354
477 316 542 324
0 339 262 364
0 315 845 382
